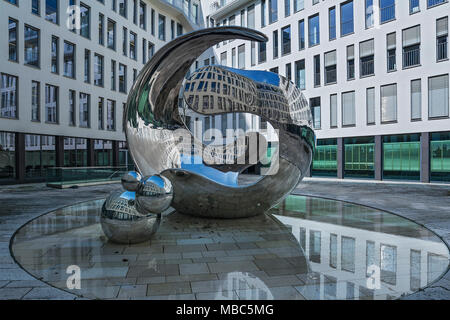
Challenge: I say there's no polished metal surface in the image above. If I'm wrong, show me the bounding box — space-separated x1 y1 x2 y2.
135 175 173 214
121 171 142 192
124 26 315 218
11 195 450 300
100 191 161 244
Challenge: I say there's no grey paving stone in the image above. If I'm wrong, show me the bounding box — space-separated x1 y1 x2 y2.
179 263 210 275
22 287 76 300
0 287 32 299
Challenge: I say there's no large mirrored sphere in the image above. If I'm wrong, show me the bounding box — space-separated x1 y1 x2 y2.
136 175 173 214
121 171 142 192
100 191 160 244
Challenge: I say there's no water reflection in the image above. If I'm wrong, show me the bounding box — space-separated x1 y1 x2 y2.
270 195 449 300
10 195 449 300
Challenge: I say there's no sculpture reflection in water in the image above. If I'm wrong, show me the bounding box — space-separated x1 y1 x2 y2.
101 26 315 243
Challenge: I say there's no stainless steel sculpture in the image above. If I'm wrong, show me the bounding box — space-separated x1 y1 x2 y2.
123 26 315 219
100 191 161 244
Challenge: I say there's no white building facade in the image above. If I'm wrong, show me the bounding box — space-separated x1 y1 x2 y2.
203 0 450 183
0 0 202 183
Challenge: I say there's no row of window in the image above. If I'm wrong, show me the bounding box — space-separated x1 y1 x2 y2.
219 19 448 87
307 74 449 130
1 73 120 131
242 0 448 30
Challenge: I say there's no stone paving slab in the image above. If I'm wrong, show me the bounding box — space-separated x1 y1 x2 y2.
1 180 450 299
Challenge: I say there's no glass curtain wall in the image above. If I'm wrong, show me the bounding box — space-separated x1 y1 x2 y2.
383 134 420 180
344 136 375 178
312 138 337 177
431 131 450 182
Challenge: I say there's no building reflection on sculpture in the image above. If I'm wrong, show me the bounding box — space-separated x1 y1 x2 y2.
272 196 449 300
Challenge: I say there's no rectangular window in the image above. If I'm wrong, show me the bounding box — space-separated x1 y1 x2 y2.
281 25 291 55
1 73 18 119
24 25 40 67
148 42 155 59
329 7 336 41
295 59 305 90
79 92 90 128
94 53 104 87
107 19 116 50
269 0 278 24
238 44 245 69
98 97 104 130
151 9 155 35
69 90 75 126
240 10 245 27
284 0 290 17
298 19 305 50
342 91 355 126
310 97 321 129
285 63 291 81
63 41 75 78
32 0 40 15
51 36 59 74
308 14 320 47
119 0 127 18
111 60 116 91
387 32 397 71
8 18 18 62
251 42 256 66
324 50 337 85
313 54 320 87
45 84 58 123
159 14 166 41
247 5 255 29
330 94 337 128
367 87 375 124
119 63 127 93
410 0 420 13
341 1 354 36
342 237 356 273
294 0 304 12
84 49 90 83
45 0 58 24
261 0 266 27
365 0 374 28
381 83 397 123
139 1 146 29
258 42 266 63
436 17 448 61
380 0 396 24
381 244 397 285
428 0 447 8
80 3 90 39
130 31 137 60
171 20 175 40
177 23 183 37
220 51 227 66
410 250 421 290
411 79 422 120
142 38 147 64
402 25 421 68
107 100 116 131
347 45 355 80
31 81 40 121
122 27 127 56
428 74 449 118
360 39 375 77
98 14 105 45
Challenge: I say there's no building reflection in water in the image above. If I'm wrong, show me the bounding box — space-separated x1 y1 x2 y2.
271 195 449 300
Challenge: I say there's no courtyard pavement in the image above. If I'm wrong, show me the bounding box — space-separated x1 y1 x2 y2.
0 178 449 300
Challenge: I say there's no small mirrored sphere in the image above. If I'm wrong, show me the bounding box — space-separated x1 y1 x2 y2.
136 175 173 214
101 191 160 244
121 171 142 192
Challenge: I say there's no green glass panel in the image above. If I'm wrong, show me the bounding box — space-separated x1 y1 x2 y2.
344 143 374 178
431 139 450 182
383 141 420 180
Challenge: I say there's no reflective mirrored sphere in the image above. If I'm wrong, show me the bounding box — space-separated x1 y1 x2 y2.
100 191 160 244
121 171 142 192
135 175 173 214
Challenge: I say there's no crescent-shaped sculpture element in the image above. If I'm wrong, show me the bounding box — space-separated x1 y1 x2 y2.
125 26 315 218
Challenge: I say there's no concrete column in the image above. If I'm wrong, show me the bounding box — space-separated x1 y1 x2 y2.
374 135 383 181
112 140 120 167
15 132 25 182
87 138 95 167
55 135 65 167
337 137 344 179
420 132 430 183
